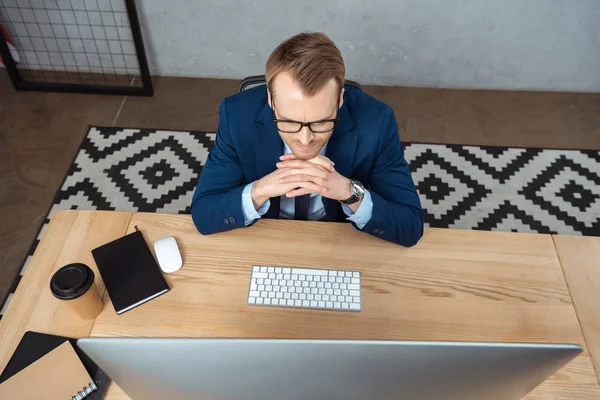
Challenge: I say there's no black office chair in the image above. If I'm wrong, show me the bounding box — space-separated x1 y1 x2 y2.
238 74 363 92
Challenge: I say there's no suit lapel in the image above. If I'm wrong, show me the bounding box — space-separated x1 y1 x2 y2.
256 102 283 218
324 101 358 221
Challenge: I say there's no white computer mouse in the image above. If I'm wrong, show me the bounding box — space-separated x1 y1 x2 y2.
154 236 183 273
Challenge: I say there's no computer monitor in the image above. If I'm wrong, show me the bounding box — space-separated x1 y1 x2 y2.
77 338 581 400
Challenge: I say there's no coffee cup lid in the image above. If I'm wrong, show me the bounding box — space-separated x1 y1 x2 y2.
50 263 94 300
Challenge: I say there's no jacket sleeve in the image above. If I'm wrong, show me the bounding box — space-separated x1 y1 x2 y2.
358 107 424 246
191 99 248 235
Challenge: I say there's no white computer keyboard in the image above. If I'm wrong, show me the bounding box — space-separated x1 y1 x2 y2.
247 266 361 311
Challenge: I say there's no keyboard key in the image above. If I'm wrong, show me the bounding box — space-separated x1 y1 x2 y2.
333 283 339 289
249 291 260 297
303 288 311 294
325 282 332 288
276 273 283 280
253 266 260 272
331 295 337 302
268 292 275 298
317 282 324 288
284 274 291 280
253 272 268 279
336 277 343 283
329 271 337 277
302 300 310 307
319 288 326 295
350 290 360 296
256 297 264 304
273 280 279 286
284 292 291 299
287 299 294 306
299 293 306 300
295 281 301 287
351 278 360 284
272 298 279 305
280 280 287 286
265 279 272 285
354 296 360 303
323 295 330 301
310 300 318 307
348 284 360 290
318 301 325 308
281 286 287 293
314 276 321 282
295 300 302 306
334 289 341 295
250 282 257 291
276 292 283 299
268 267 275 273
353 272 359 278
266 285 273 292
268 273 276 279
257 278 264 284
315 294 322 301
341 303 349 309
346 271 352 277
293 268 328 276
257 285 265 291
260 292 268 298
274 286 280 292
340 283 347 290
326 289 333 295
344 278 351 283
342 290 349 296
264 298 271 305
307 294 314 300
334 302 341 309
282 268 291 274
350 303 360 310
292 274 298 280
299 275 306 281
326 301 333 308
260 266 267 273
249 297 256 304
310 288 318 294
292 293 299 299
302 281 309 288
345 296 353 303
328 277 335 283
307 275 313 281
275 267 282 273
310 282 317 288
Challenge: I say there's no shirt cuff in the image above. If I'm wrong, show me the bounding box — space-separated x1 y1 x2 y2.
341 189 373 230
242 182 270 226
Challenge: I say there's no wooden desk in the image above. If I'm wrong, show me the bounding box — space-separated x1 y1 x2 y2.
553 235 600 380
1 210 599 399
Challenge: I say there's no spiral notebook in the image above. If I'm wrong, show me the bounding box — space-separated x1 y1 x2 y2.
0 341 96 399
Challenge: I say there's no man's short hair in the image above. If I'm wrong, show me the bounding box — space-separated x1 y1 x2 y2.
266 32 345 98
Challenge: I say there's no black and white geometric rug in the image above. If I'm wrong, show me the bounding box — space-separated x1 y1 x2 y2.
1 127 599 319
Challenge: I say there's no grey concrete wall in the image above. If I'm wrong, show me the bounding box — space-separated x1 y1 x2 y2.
135 0 600 92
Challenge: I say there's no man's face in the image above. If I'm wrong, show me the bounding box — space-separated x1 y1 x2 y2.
268 72 343 160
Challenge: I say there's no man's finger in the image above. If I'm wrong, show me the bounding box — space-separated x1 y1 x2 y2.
279 154 296 161
309 155 335 171
279 173 326 186
285 181 327 197
285 188 313 198
277 160 333 174
279 167 330 181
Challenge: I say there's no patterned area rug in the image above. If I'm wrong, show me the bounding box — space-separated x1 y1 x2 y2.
1 126 599 319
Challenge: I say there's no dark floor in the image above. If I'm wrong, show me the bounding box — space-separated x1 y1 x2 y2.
1 72 600 303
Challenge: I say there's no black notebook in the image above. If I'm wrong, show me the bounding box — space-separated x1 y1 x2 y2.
0 331 111 400
92 230 169 314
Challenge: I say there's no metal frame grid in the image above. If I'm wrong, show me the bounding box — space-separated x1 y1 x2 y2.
0 0 152 96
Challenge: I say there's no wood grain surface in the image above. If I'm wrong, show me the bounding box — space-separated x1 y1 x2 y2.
0 210 132 372
89 213 600 399
554 235 600 384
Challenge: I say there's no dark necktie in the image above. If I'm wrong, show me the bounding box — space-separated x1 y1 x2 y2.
295 194 310 221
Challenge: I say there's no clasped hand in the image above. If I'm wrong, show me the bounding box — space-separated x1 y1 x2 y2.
251 154 351 209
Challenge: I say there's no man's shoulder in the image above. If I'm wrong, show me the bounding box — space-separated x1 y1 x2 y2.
344 86 393 124
221 85 268 118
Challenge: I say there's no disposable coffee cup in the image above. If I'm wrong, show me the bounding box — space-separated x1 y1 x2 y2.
50 263 103 320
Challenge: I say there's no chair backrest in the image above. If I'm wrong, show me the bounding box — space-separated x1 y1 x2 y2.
238 75 363 92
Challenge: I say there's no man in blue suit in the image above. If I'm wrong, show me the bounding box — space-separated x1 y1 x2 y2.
191 32 424 246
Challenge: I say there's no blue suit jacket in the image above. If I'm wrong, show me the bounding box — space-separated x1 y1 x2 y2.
191 86 424 246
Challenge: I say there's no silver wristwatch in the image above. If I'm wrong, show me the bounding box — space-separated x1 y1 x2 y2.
340 180 365 205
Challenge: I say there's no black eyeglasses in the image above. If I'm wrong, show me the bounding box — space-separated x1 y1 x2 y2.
272 100 339 134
